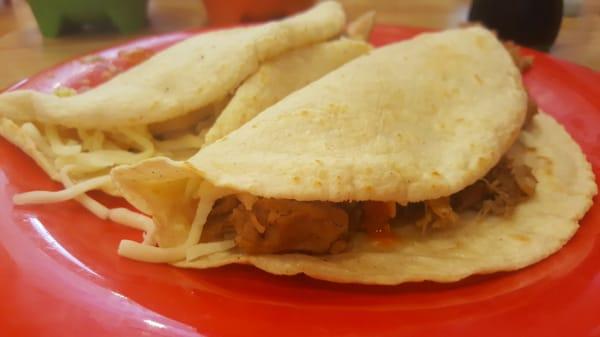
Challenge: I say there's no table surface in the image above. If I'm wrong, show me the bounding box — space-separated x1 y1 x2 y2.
0 0 598 89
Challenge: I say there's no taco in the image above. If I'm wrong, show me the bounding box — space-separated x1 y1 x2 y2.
3 2 370 222
112 26 596 284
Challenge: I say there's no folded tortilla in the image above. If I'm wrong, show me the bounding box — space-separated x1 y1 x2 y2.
3 2 370 206
193 26 528 203
115 113 596 284
0 1 345 129
204 38 371 144
110 26 596 284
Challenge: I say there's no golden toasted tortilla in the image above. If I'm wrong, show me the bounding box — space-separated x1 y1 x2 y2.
204 38 371 144
0 1 345 129
108 27 598 285
2 2 355 203
170 113 596 284
115 25 530 247
113 113 596 284
191 26 527 203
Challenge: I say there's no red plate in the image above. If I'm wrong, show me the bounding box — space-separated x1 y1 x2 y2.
1 26 599 337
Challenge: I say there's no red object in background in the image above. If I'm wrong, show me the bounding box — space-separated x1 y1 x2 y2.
1 26 600 337
202 0 316 25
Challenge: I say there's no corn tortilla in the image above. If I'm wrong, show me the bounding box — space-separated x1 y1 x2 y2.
0 1 345 129
115 113 596 284
191 27 528 204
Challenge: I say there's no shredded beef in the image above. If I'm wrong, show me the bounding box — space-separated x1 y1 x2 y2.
230 199 349 254
201 154 537 253
401 157 537 232
452 158 537 217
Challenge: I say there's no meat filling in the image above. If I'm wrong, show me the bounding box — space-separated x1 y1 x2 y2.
197 46 538 255
232 199 349 254
452 158 537 215
199 155 536 256
201 198 349 254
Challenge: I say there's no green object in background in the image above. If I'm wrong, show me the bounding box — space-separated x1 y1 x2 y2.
27 0 149 38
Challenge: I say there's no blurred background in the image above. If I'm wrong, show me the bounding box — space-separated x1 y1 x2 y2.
0 0 597 89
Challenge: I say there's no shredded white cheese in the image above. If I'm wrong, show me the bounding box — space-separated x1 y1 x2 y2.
77 195 109 219
186 240 236 261
118 240 187 263
185 182 232 246
108 207 154 232
45 124 82 156
10 119 237 265
58 165 109 219
117 182 236 264
13 175 111 205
